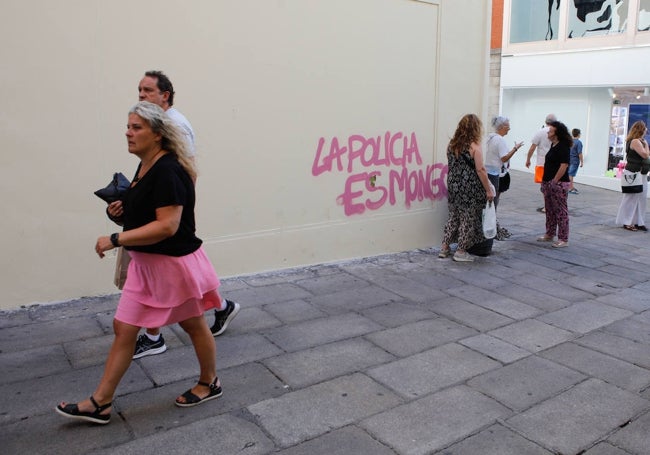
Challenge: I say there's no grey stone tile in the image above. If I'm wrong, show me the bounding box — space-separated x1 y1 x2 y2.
404 269 466 290
488 319 575 352
275 425 396 455
375 274 450 303
435 423 553 455
562 274 619 297
1 344 70 385
263 299 328 324
429 297 514 331
3 411 132 455
119 362 286 438
607 410 650 455
89 414 274 455
361 385 511 455
295 272 370 295
446 285 541 320
247 373 402 448
262 313 383 352
263 338 395 388
225 282 313 307
0 364 151 426
0 317 104 352
367 343 500 399
459 334 531 363
507 379 650 455
242 268 317 286
308 286 403 313
0 308 32 329
365 317 477 357
64 327 185 369
508 273 596 302
215 332 285 369
564 266 637 289
27 295 120 322
603 317 650 344
541 343 650 392
221 306 282 334
576 331 650 369
359 301 437 328
467 355 586 411
594 288 650 313
493 284 571 312
583 442 633 455
538 302 633 334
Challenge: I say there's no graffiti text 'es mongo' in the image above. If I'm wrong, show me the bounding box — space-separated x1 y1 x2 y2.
312 131 448 216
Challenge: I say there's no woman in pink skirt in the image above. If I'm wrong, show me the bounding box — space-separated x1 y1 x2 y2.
56 101 223 424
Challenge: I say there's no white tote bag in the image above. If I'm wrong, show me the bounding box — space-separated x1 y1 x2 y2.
482 200 497 239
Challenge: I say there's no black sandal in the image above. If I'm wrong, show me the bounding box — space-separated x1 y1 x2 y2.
623 225 638 231
55 395 111 424
635 225 648 232
175 377 222 408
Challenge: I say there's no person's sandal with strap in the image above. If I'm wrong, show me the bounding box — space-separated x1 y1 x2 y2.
55 395 112 424
175 377 222 408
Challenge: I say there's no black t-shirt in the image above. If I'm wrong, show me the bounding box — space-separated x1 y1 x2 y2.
542 142 570 182
123 154 202 256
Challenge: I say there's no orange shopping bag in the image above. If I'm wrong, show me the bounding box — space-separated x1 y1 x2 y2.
534 165 544 183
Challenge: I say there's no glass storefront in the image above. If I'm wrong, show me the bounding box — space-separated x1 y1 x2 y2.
509 0 560 43
568 0 629 38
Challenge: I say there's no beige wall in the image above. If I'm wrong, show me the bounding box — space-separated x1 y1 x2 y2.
0 0 490 309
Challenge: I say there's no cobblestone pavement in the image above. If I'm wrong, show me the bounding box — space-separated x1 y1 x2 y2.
1 170 650 455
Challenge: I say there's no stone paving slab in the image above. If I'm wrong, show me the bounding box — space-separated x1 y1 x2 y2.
262 338 396 388
607 410 650 455
459 333 531 363
274 425 397 455
467 355 586 411
247 373 402 447
538 301 633 334
1 344 70 384
89 414 275 455
446 285 542 320
576 331 650 369
594 288 650 313
367 343 500 399
364 317 477 357
434 423 553 455
261 312 383 352
262 299 328 324
358 301 437 328
117 362 287 438
488 319 575 352
0 317 104 352
583 442 635 455
507 379 650 455
541 342 650 393
360 385 511 455
428 297 514 331
2 410 132 455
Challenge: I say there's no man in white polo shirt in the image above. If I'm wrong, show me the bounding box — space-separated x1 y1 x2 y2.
526 113 557 213
132 70 240 358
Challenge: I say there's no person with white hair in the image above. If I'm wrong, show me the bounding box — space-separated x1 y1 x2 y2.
485 115 523 240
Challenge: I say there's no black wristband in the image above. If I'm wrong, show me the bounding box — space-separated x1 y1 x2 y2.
110 233 120 247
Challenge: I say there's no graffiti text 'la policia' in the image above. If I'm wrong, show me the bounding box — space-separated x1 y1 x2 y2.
312 131 448 216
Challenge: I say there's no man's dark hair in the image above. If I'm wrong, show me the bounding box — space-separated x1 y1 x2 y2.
145 70 175 106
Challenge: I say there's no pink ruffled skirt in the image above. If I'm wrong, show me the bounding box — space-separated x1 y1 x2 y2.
115 247 221 328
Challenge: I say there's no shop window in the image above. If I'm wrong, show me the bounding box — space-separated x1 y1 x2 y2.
640 0 650 30
510 0 560 43
568 0 629 38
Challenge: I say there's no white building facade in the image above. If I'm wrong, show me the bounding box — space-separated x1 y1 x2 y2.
500 0 650 191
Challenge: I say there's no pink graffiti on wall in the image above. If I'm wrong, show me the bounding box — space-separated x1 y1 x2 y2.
312 131 448 216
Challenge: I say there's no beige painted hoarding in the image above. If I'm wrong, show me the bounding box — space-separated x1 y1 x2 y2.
0 0 490 309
